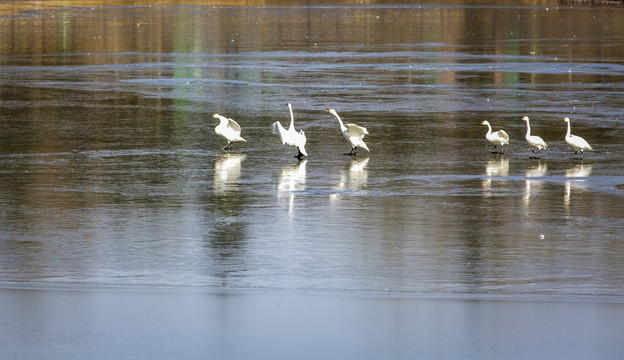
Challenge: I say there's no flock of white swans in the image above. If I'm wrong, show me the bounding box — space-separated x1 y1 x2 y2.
214 103 369 159
214 103 593 160
482 116 593 159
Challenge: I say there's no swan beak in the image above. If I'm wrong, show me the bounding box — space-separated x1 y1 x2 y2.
522 116 529 121
327 108 333 112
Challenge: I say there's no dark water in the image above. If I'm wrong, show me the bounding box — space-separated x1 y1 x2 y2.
1 1 624 299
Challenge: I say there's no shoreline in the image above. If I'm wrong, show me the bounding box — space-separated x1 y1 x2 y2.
2 281 624 304
2 285 623 359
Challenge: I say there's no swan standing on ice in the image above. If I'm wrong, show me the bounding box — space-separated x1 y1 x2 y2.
481 120 509 154
270 103 307 159
521 116 548 158
564 117 593 159
327 108 369 156
213 113 246 150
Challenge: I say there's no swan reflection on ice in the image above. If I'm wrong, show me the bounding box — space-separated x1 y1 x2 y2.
213 153 245 195
564 163 592 208
278 160 307 216
329 157 369 202
482 156 508 196
523 161 547 205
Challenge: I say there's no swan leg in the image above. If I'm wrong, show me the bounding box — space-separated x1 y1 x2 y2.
344 147 356 156
572 150 582 160
295 149 306 159
530 149 540 159
222 142 232 150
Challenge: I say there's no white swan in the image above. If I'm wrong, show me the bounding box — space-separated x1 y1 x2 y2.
481 120 509 153
327 108 369 156
213 114 246 150
522 116 548 158
270 103 307 159
564 117 593 158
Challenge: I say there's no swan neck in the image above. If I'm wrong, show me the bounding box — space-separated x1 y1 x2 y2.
288 105 295 129
334 113 347 131
525 120 531 138
566 120 571 138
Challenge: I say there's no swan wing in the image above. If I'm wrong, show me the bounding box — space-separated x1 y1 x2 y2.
297 129 306 146
496 129 510 141
283 128 307 148
568 135 593 151
343 125 370 152
227 118 242 134
354 138 369 152
271 121 305 148
270 121 288 144
218 127 245 142
296 130 307 156
270 121 282 135
345 123 368 138
282 128 299 147
528 136 547 149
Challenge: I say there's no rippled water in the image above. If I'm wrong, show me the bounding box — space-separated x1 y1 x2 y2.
1 1 624 299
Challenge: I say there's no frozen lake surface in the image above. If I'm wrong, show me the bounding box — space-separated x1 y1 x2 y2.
1 0 623 297
1 1 624 358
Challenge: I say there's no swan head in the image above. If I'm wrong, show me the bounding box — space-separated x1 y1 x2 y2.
481 120 489 126
564 117 570 123
213 113 227 123
327 108 338 116
522 116 529 122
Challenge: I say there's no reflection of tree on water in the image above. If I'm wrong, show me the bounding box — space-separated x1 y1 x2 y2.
564 163 592 209
206 154 249 286
278 160 307 217
523 160 547 206
330 157 369 202
461 155 518 293
482 156 508 196
459 234 486 294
